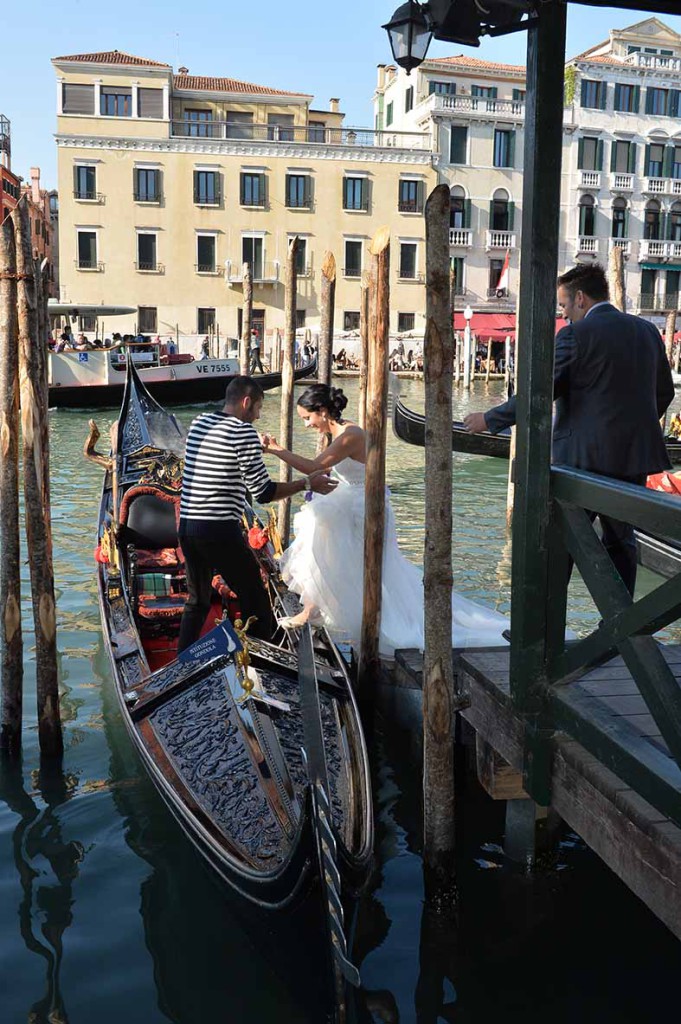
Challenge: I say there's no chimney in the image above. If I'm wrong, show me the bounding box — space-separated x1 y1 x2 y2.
329 98 340 113
178 66 189 75
377 64 387 91
30 166 41 204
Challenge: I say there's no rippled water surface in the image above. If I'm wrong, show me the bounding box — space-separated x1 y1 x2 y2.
0 378 679 1023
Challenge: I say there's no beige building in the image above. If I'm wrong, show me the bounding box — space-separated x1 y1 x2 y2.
53 50 435 348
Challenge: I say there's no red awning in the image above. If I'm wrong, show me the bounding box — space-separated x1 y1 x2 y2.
452 312 568 339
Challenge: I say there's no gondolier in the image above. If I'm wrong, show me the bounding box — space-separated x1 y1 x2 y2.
178 375 335 651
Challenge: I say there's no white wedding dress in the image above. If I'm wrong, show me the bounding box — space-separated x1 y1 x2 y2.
279 457 509 657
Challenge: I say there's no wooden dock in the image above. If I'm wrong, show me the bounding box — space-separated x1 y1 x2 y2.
391 644 681 940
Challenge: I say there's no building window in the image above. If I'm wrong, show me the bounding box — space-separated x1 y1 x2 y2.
451 256 465 294
343 177 369 212
450 186 468 229
137 233 157 271
225 112 254 139
611 140 635 175
641 268 657 307
343 311 360 331
490 189 512 231
197 308 216 334
399 242 417 280
295 309 306 329
309 121 326 142
62 83 94 115
193 170 220 205
240 172 266 207
578 194 596 237
77 230 97 269
667 270 680 309
267 113 295 141
242 236 264 279
138 307 157 333
581 79 606 110
74 165 96 200
428 81 456 96
670 202 681 241
184 109 214 137
512 88 526 103
100 87 132 117
611 198 628 238
196 234 216 273
472 85 497 99
493 129 515 168
614 83 639 113
398 179 424 214
344 239 362 277
386 101 393 127
646 88 669 116
291 237 307 276
405 86 414 113
644 200 662 240
398 312 415 332
646 143 666 178
285 174 311 209
134 168 161 202
137 88 163 119
449 126 467 165
673 145 681 180
79 315 97 332
489 259 504 292
578 136 603 171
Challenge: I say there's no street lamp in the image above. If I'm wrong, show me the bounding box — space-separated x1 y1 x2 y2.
382 1 433 75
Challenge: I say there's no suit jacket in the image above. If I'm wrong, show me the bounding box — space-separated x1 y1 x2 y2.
484 303 675 479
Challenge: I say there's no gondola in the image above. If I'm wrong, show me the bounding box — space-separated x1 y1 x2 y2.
87 358 373 1000
392 395 681 465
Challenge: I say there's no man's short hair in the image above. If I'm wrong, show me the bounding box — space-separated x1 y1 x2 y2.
557 264 610 303
224 376 265 405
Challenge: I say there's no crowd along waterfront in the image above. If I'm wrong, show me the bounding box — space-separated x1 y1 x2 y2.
1 378 680 1024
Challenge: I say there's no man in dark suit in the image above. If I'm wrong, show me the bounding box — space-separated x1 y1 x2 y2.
464 263 675 595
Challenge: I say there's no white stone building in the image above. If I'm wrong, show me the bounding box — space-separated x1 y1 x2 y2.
374 16 681 323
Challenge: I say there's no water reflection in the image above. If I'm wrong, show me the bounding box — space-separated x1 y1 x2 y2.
0 760 82 1024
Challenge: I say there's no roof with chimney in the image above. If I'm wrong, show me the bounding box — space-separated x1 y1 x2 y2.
53 50 171 67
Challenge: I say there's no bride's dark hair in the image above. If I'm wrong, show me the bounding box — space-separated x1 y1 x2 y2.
297 383 348 423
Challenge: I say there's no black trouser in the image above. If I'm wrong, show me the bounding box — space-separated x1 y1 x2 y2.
577 473 647 598
177 524 275 652
249 353 264 374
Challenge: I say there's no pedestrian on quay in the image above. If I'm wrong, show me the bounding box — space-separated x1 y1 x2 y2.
249 328 264 373
177 376 336 652
464 263 674 596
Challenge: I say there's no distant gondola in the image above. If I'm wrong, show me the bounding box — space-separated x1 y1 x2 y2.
87 358 372 1002
392 395 681 465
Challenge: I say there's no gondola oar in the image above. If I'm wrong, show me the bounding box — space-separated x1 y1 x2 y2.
297 625 361 995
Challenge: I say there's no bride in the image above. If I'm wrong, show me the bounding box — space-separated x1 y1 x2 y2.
261 383 509 657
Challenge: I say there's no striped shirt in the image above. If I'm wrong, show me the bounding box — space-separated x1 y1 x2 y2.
179 412 276 536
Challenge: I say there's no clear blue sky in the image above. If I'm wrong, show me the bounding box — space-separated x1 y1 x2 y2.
2 2 680 190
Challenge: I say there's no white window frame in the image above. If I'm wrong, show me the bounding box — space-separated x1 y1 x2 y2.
76 226 100 270
343 236 364 278
196 230 219 275
397 238 420 281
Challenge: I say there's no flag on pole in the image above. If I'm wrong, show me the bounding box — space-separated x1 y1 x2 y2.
496 249 511 297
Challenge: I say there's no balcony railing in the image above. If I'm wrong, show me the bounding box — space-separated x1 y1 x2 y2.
193 193 221 206
170 120 431 151
638 292 680 312
624 52 681 71
75 259 104 271
639 239 668 260
611 173 634 191
609 238 632 257
134 191 162 203
135 261 164 273
643 177 669 195
225 260 279 284
343 266 362 278
576 236 599 254
486 230 516 250
669 241 681 260
195 263 223 276
342 197 370 213
73 190 104 203
449 228 472 247
424 94 525 118
398 200 424 214
578 170 601 189
397 271 425 283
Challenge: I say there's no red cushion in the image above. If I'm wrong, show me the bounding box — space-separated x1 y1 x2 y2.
136 547 180 569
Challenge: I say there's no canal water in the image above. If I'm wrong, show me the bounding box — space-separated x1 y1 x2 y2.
0 378 679 1023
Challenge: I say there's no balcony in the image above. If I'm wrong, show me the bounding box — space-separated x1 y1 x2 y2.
624 52 681 72
135 261 165 274
225 260 279 285
133 191 162 203
673 180 681 197
73 190 104 203
578 171 601 189
486 230 516 251
195 263 223 276
423 94 524 119
639 239 669 260
75 259 104 272
643 177 670 195
170 120 431 151
576 236 599 255
609 238 632 258
450 228 473 247
611 173 634 192
669 242 681 261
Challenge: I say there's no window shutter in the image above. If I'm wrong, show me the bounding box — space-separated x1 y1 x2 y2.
645 88 654 115
260 174 266 206
599 83 607 110
663 146 673 178
193 171 200 203
668 210 675 240
285 173 291 205
645 144 651 176
363 178 371 212
597 139 604 171
508 201 515 231
342 177 348 208
580 80 587 106
489 200 494 228
633 85 641 113
628 142 637 175
671 90 681 118
417 180 425 212
73 165 79 195
610 142 617 172
508 131 516 168
428 81 435 95
614 84 621 110
491 87 498 99
62 83 95 115
624 208 630 237
137 88 163 119
578 137 584 169
464 198 471 229
156 170 163 201
661 212 668 241
240 174 247 205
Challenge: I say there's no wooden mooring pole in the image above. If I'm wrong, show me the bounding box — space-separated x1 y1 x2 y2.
609 244 626 313
14 203 62 758
240 261 252 376
358 272 370 430
358 227 390 695
423 185 456 896
0 216 23 757
318 251 336 389
278 237 299 547
665 309 676 366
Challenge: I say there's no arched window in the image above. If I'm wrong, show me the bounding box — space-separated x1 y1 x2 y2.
670 202 681 242
450 185 467 230
611 197 628 239
491 188 510 231
644 199 662 240
578 194 596 237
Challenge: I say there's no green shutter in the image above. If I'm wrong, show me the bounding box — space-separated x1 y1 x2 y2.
578 137 584 169
624 208 630 237
628 142 637 175
464 198 471 229
645 88 654 115
597 139 604 171
260 174 266 207
508 131 516 168
664 145 674 178
672 89 681 118
491 87 498 99
508 201 515 231
600 83 607 110
581 80 588 106
417 180 425 212
633 85 641 113
614 83 621 111
610 141 617 172
645 143 651 176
